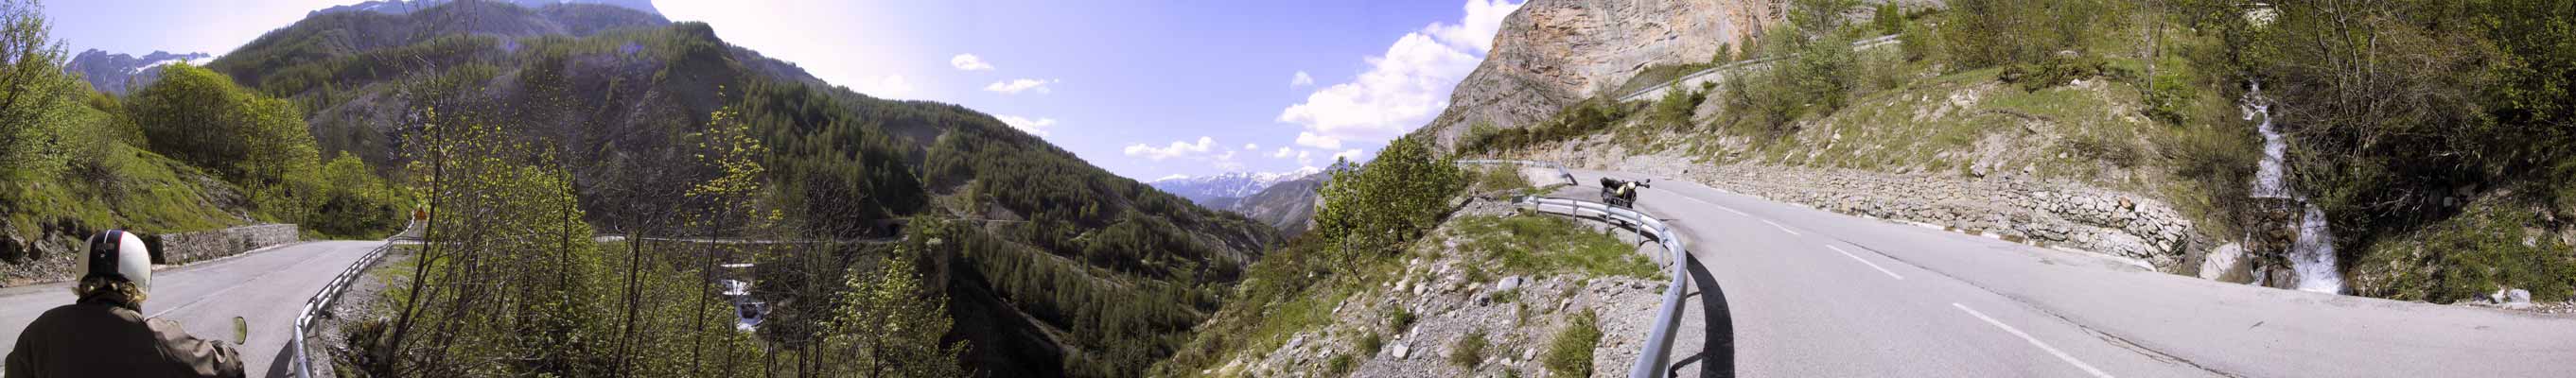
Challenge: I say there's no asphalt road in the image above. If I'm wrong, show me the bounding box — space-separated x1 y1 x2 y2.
1567 169 2576 378
0 240 382 377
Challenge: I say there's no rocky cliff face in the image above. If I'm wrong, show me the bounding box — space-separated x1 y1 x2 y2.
63 50 211 95
1415 0 1783 151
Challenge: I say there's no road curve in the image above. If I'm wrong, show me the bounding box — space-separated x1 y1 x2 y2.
1563 169 2576 378
0 240 383 377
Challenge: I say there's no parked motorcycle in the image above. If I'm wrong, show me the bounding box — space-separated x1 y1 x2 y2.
1600 178 1651 208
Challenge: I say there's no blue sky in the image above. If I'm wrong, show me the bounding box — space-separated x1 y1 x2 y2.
45 0 1522 181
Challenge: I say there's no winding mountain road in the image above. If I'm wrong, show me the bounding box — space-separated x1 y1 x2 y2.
1566 169 2576 377
0 241 383 377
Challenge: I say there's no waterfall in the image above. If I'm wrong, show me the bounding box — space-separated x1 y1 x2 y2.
2291 204 2344 293
2243 81 2344 294
2246 82 2291 198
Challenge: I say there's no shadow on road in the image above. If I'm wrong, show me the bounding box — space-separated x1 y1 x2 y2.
266 338 297 378
1669 255 1733 378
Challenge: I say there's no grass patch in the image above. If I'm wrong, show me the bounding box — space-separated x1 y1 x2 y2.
1488 287 1522 304
1387 305 1417 334
1358 332 1385 356
1450 328 1489 369
5 144 246 237
2353 198 2576 302
1468 164 1537 195
1544 309 1603 377
1326 352 1355 375
1453 215 1659 279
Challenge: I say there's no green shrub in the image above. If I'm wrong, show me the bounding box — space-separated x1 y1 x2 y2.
1898 21 1936 62
1450 329 1489 369
1326 352 1355 375
2356 200 2576 302
1649 83 1704 129
1358 332 1385 356
1316 135 1464 258
1544 309 1603 377
1999 54 2108 92
1387 306 1417 334
1940 0 2126 71
1873 2 1904 36
1468 164 1534 195
307 152 404 238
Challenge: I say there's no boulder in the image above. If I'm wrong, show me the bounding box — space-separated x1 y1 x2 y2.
1393 343 1411 359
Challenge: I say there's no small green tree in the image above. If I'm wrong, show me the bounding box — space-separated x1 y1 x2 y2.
815 247 968 377
1874 2 1904 36
0 0 77 177
1314 136 1463 259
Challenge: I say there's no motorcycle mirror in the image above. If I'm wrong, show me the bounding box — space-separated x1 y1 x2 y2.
231 317 249 345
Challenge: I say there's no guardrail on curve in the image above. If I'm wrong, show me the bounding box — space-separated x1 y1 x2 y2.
1517 196 1694 378
291 220 418 378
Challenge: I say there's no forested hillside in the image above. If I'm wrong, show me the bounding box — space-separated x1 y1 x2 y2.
198 1 1279 376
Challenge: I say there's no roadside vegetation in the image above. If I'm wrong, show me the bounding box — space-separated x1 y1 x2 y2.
1543 309 1603 377
1460 0 2575 303
3 0 400 284
1450 215 1659 279
1153 135 1465 375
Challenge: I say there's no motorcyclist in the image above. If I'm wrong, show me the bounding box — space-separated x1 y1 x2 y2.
6 230 244 378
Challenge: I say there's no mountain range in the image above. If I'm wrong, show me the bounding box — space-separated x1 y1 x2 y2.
1146 167 1321 207
193 1 1277 376
309 0 659 18
62 50 212 95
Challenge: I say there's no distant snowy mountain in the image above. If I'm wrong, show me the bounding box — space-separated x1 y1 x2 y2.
1148 167 1323 206
310 0 660 17
64 49 212 95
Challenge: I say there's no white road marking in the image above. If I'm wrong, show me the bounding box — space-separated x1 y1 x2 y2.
1953 302 2114 378
1824 245 1904 280
1761 219 1801 235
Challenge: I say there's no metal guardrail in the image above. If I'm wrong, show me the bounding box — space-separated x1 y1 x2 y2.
1457 159 1579 185
291 220 419 378
1517 196 1693 378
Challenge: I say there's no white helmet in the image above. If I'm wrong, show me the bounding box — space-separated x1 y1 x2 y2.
80 230 152 291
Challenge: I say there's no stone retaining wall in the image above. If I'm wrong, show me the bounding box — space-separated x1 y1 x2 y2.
0 224 298 286
155 224 301 265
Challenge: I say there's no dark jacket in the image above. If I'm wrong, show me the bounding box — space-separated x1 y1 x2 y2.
5 300 244 378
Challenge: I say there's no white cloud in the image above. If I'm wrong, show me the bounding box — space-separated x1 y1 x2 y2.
853 75 917 99
984 78 1060 94
995 114 1057 137
950 54 995 71
1243 143 1259 150
1295 131 1343 149
1276 0 1523 146
1155 174 1190 181
1272 146 1296 158
1289 71 1315 87
1213 150 1244 171
1296 150 1315 167
1332 148 1372 163
1428 0 1520 54
1124 136 1217 161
